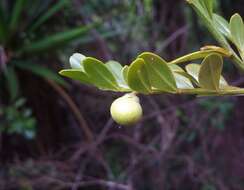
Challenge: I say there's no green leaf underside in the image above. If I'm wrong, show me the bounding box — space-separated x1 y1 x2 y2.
138 52 177 92
59 69 91 84
186 63 228 88
83 57 119 91
169 64 194 89
213 14 231 39
174 73 194 89
127 58 151 94
230 14 244 51
105 61 128 88
198 54 223 90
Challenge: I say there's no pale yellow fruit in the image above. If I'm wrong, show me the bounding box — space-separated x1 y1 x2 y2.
110 94 143 125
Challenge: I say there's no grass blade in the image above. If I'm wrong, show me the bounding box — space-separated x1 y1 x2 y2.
21 24 96 53
13 61 68 86
29 0 69 32
9 0 26 31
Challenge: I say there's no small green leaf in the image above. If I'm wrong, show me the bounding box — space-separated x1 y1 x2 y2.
59 69 91 84
169 64 194 89
186 63 228 88
105 61 128 88
230 13 244 51
174 73 194 89
122 65 129 84
127 58 151 94
198 54 223 90
213 14 231 39
185 64 201 82
83 57 119 91
138 52 177 92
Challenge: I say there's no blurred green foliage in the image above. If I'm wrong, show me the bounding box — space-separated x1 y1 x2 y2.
0 0 95 139
0 98 36 139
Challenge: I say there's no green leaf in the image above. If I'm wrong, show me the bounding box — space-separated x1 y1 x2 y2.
4 66 19 101
105 61 128 88
83 57 119 91
9 0 26 31
198 54 223 90
29 0 69 32
21 24 95 53
187 0 231 51
230 13 244 52
174 73 194 89
168 64 184 72
59 69 91 84
127 58 151 94
199 0 213 19
169 64 194 89
213 14 231 39
122 65 129 84
185 64 201 82
138 52 177 92
13 61 67 86
186 63 228 88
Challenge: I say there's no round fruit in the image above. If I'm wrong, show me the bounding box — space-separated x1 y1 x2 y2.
110 94 143 125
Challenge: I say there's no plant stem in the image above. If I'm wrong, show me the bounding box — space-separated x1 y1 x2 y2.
177 88 244 96
169 48 231 65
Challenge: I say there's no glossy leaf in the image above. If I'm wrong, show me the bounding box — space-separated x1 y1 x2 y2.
127 58 151 94
105 61 128 88
230 13 244 51
198 54 223 90
213 14 231 39
138 52 177 92
83 57 119 91
59 69 91 84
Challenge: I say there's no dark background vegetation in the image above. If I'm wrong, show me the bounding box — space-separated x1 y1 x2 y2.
0 0 244 189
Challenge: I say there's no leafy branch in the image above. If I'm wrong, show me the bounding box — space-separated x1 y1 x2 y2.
59 0 244 97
